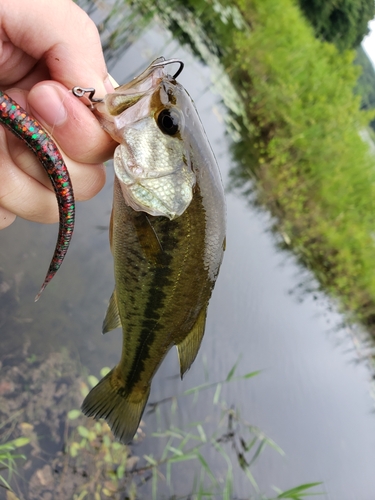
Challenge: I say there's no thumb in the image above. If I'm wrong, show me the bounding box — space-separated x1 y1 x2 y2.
28 81 116 164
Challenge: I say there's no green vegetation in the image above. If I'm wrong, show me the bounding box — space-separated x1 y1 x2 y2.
354 46 375 129
297 0 375 133
227 0 375 332
355 46 375 109
297 1 375 131
297 0 374 50
0 437 29 492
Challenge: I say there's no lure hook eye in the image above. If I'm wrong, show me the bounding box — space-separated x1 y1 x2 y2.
72 86 103 104
151 58 184 79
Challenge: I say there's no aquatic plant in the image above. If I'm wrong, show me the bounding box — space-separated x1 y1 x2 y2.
0 437 29 492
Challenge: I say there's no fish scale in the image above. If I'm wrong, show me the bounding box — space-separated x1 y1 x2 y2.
0 91 75 301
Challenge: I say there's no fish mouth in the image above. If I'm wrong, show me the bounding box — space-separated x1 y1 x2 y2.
93 57 181 126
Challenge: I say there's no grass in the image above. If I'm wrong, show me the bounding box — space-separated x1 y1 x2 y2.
227 0 375 333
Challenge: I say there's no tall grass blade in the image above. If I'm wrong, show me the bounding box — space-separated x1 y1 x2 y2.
197 453 218 486
223 469 233 500
243 370 262 379
225 360 239 382
247 439 267 468
152 467 158 500
244 466 260 492
276 482 323 498
213 383 222 404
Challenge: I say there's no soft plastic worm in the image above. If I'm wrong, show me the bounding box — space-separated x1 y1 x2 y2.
0 91 75 301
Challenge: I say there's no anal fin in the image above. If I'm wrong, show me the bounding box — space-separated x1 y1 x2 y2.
102 289 122 334
176 306 207 379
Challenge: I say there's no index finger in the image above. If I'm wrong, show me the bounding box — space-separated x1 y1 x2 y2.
0 0 112 97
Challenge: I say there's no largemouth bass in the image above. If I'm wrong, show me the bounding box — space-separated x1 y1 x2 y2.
0 91 74 301
76 58 226 444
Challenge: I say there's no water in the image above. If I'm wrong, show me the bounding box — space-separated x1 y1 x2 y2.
1 12 375 500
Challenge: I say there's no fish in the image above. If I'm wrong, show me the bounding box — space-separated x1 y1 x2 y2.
0 91 75 301
79 57 226 444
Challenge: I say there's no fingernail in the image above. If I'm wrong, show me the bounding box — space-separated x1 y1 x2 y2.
104 75 116 93
28 85 68 127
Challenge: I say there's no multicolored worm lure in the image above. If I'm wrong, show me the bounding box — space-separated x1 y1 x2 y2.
0 90 75 301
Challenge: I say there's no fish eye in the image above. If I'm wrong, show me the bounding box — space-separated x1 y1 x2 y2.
157 108 180 136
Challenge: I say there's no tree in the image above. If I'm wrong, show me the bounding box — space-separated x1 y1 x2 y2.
298 0 374 50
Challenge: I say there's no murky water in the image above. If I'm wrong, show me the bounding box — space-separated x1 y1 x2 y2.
2 9 375 500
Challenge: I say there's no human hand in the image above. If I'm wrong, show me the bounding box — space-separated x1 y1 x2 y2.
0 0 116 229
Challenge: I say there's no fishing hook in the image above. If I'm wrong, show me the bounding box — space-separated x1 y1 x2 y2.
151 58 184 79
72 86 103 104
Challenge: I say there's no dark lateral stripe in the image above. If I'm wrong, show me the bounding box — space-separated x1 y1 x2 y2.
125 230 175 391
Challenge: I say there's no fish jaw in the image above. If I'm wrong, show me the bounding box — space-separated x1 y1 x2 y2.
92 58 167 140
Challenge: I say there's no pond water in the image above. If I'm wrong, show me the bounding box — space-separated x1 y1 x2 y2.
1 7 375 500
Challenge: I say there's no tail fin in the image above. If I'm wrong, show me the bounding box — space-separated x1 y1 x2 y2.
81 369 150 444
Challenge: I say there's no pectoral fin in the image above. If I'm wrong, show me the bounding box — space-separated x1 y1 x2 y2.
176 306 207 379
102 289 122 334
133 213 163 264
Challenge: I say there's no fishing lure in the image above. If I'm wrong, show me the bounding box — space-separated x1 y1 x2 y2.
0 90 75 301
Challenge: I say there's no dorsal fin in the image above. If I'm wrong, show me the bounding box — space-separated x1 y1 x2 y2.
176 306 207 379
102 289 122 334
